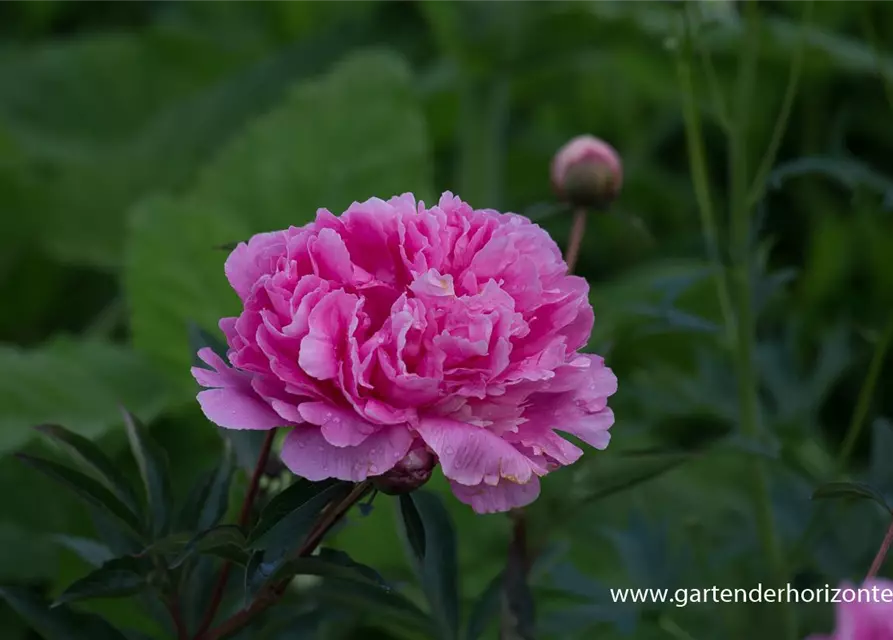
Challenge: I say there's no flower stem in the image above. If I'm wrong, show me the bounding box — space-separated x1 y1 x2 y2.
196 428 277 637
728 2 795 638
564 207 587 273
202 481 372 640
866 520 893 580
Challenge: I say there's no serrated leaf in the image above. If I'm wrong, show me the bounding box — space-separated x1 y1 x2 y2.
465 572 503 640
398 491 459 640
54 555 153 606
121 409 172 537
0 586 129 640
171 525 248 569
0 339 172 457
127 51 432 389
812 481 892 512
248 479 350 558
34 424 139 512
16 454 143 539
54 535 114 567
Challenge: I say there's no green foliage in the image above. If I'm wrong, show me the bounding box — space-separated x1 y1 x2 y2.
3 1 893 639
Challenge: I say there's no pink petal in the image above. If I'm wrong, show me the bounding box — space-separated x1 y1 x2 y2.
298 291 359 380
415 417 543 486
450 477 540 514
224 231 286 301
298 402 377 447
281 425 414 482
196 388 282 430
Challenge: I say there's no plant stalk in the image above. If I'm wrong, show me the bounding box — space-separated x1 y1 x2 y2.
196 428 277 637
729 2 796 638
866 520 893 580
202 481 373 640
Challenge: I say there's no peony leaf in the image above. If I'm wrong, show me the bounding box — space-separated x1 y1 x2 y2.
127 51 433 391
53 535 114 568
811 481 892 513
54 555 153 606
398 491 460 640
121 409 172 538
15 454 144 539
170 525 248 569
0 586 129 640
314 579 436 637
34 423 139 513
0 338 172 457
176 441 235 532
248 479 350 559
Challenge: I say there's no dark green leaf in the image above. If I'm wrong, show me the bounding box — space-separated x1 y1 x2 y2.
465 572 503 640
54 535 114 567
34 424 139 511
248 479 350 558
54 555 152 606
177 441 235 531
122 409 172 537
269 555 384 587
0 586 129 640
245 550 278 600
316 548 387 587
171 525 248 569
811 481 892 512
187 322 229 366
16 454 143 538
315 580 436 637
398 491 459 640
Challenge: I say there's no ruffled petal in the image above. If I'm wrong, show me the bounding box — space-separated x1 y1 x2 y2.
415 416 544 486
297 402 377 447
281 424 413 482
449 477 540 514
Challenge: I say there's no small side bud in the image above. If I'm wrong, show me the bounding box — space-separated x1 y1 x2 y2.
551 135 622 209
373 445 436 495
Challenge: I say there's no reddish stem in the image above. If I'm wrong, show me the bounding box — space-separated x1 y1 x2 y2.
166 596 188 640
564 207 588 273
202 481 373 640
866 519 893 580
196 429 277 637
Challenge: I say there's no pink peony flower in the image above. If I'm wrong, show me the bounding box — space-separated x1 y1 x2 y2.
551 135 622 208
807 579 893 640
192 192 617 513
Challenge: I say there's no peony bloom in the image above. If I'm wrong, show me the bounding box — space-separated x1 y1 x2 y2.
192 192 617 513
807 579 893 640
551 135 622 209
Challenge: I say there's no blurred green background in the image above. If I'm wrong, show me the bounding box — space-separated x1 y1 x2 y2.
2 1 893 638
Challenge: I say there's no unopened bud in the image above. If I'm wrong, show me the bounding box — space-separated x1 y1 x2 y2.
551 135 622 209
373 445 436 495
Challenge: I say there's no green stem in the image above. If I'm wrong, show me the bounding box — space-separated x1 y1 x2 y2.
838 318 893 469
746 0 813 208
728 3 796 639
676 26 735 345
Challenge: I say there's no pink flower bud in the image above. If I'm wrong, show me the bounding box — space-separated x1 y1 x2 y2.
372 444 437 495
551 135 622 209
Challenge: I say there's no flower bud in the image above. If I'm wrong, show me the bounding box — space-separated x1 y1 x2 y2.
373 445 436 495
551 135 622 209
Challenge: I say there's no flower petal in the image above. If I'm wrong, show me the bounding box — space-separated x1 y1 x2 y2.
297 402 377 447
196 389 283 430
415 416 543 486
281 424 413 482
449 477 540 514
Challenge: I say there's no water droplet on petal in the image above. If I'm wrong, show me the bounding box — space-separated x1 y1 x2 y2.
369 465 379 474
445 446 455 455
298 441 306 448
318 446 325 452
